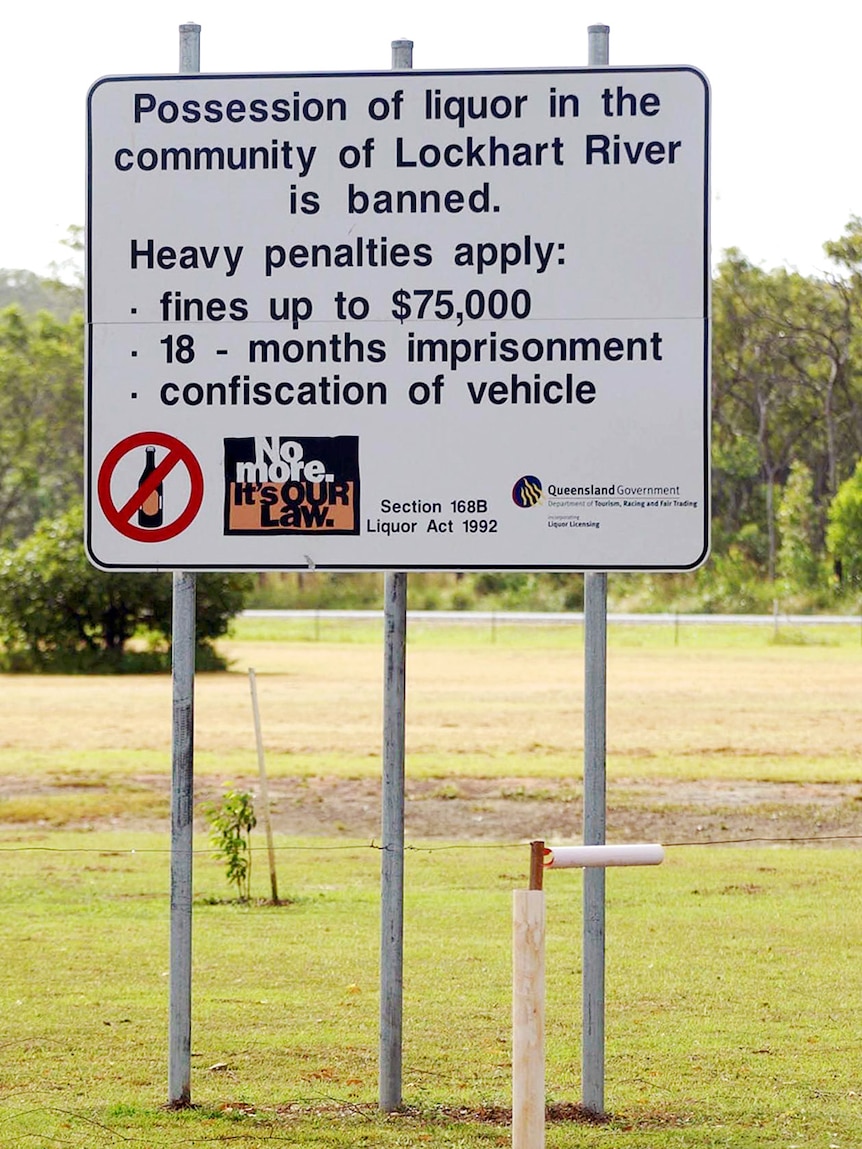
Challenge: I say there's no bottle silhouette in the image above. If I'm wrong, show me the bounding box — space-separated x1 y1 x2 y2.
137 446 164 528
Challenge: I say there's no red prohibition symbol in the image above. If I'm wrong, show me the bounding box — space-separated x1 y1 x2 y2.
97 431 204 543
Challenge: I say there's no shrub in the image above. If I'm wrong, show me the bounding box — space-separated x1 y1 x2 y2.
0 506 251 670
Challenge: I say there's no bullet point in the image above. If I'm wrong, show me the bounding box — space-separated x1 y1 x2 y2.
131 350 138 357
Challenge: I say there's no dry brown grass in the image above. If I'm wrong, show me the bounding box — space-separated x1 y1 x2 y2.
0 629 858 784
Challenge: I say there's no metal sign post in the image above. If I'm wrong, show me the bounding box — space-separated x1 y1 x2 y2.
166 22 199 1107
167 22 199 1110
380 565 408 1110
168 569 195 1106
582 567 607 1113
582 24 610 1118
379 36 413 1113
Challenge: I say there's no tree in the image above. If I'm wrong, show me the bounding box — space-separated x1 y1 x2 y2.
0 269 82 320
826 459 862 590
710 231 862 593
0 506 252 669
202 789 257 903
0 306 84 544
822 216 862 470
777 462 827 594
712 253 818 581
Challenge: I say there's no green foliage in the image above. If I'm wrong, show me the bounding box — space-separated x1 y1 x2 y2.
245 570 385 610
465 571 583 611
201 788 257 902
698 528 776 614
823 213 862 276
0 269 82 320
777 461 829 595
711 233 862 588
826 457 862 589
45 225 85 293
0 305 84 543
246 570 585 612
0 505 252 671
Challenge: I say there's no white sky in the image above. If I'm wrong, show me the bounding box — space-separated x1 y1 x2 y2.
1 0 859 280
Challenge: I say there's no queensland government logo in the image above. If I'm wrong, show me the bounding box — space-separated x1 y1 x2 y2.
224 435 360 534
512 475 543 508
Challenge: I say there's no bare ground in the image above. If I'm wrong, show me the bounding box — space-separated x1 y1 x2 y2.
204 774 862 845
3 773 862 845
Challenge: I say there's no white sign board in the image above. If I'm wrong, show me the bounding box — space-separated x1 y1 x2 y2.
86 67 710 571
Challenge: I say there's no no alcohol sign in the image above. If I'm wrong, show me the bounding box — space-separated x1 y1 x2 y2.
86 66 710 571
97 431 204 543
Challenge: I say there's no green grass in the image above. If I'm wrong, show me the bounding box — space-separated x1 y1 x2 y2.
0 831 860 1147
228 613 862 651
0 626 861 1144
0 783 168 825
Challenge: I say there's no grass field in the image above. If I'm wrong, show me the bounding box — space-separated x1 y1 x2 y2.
0 620 860 1147
0 619 860 788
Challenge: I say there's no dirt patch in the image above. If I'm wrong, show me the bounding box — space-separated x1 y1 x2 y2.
263 775 861 844
2 773 861 845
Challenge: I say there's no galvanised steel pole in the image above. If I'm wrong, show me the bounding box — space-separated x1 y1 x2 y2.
380 567 408 1111
167 22 200 1110
379 41 413 1114
588 22 610 67
582 25 610 1120
179 20 200 74
582 566 607 1114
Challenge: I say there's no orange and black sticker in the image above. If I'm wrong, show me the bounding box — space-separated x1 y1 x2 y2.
223 435 360 535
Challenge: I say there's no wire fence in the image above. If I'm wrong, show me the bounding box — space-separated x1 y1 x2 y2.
2 831 860 857
241 608 862 647
244 608 862 627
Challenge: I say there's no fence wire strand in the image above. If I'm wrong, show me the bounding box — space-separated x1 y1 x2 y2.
1 832 861 856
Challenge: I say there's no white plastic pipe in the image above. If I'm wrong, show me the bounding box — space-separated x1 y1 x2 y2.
545 844 665 869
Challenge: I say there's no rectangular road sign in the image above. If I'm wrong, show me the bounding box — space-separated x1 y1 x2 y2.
86 67 710 571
